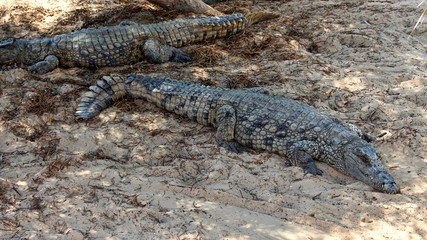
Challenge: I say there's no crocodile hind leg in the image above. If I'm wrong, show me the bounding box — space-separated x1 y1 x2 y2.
287 140 323 175
27 55 59 74
143 39 191 64
215 105 244 153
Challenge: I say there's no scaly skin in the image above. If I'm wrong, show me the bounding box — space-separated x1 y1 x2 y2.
76 75 400 194
0 13 278 73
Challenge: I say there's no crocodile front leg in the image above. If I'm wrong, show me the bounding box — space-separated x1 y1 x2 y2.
27 55 59 74
288 140 323 175
215 105 244 153
143 39 191 64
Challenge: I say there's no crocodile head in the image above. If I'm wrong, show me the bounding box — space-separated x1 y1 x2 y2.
0 38 44 65
342 140 400 194
0 38 19 64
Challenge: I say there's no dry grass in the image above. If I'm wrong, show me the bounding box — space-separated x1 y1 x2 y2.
411 1 426 34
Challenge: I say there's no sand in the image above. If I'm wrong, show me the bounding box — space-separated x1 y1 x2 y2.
0 0 426 239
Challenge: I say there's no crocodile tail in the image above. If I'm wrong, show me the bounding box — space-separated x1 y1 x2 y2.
75 75 127 119
245 12 280 26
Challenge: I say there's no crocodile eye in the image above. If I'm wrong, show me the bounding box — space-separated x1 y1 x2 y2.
354 147 371 163
360 154 370 163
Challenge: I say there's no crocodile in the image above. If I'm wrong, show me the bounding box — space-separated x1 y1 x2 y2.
75 74 400 194
0 12 278 74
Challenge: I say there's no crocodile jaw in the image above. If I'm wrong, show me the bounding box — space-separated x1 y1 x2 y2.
343 141 400 194
370 169 400 194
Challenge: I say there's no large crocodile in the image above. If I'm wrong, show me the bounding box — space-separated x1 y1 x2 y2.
76 74 400 194
0 12 278 74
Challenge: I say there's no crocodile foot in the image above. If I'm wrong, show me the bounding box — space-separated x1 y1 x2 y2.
217 140 245 154
28 55 59 74
170 49 192 63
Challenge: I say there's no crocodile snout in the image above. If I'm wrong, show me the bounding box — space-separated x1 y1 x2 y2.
381 180 400 194
371 169 400 194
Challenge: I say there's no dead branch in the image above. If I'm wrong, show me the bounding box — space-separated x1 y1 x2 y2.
146 0 223 15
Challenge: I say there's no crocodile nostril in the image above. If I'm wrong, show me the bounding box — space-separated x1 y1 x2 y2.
381 181 400 194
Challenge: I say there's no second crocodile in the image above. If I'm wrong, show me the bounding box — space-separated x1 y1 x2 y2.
76 74 400 194
0 12 278 73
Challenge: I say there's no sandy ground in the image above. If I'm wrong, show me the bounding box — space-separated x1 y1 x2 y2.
0 0 426 239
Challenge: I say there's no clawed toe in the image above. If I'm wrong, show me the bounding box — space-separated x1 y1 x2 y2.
216 140 244 154
224 142 244 154
171 51 192 62
303 166 323 176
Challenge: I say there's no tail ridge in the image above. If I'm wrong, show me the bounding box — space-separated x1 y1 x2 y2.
75 75 127 119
